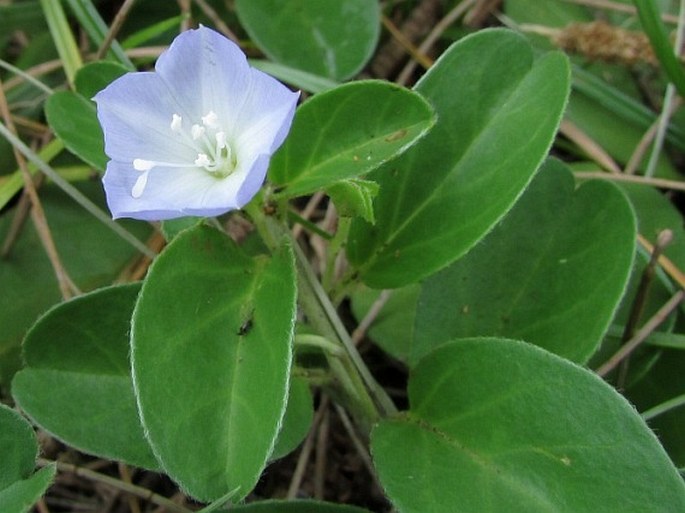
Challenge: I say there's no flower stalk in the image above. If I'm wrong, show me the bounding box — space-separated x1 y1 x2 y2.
247 202 397 433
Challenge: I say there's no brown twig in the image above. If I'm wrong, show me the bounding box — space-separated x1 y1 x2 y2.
292 191 326 240
616 230 673 386
560 119 622 173
287 395 330 499
464 0 503 27
1 184 32 257
96 0 138 60
380 15 433 71
176 0 191 32
115 230 166 283
562 0 679 24
638 233 685 290
371 0 442 79
314 407 330 500
596 289 684 378
118 462 141 513
1 59 61 94
38 459 192 513
397 0 479 85
35 498 50 513
193 0 239 42
332 403 382 491
573 171 685 192
0 77 80 298
351 290 392 345
625 116 663 175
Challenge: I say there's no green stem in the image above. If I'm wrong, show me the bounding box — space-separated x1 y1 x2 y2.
246 202 396 432
40 0 83 86
295 333 345 356
322 216 351 292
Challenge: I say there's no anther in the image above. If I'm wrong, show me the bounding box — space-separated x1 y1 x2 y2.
202 111 219 128
215 131 227 149
191 124 205 140
195 153 211 167
133 159 155 171
132 171 149 198
170 114 182 132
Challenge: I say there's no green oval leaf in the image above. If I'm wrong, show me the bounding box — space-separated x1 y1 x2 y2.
45 91 106 171
0 466 54 513
0 405 39 491
372 338 685 513
346 29 571 288
414 160 636 364
74 61 129 99
269 81 435 198
271 376 313 461
0 405 55 513
132 225 297 501
0 183 151 386
235 0 380 80
12 284 158 470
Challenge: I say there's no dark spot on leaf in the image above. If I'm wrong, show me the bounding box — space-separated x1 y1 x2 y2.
237 318 253 336
385 129 408 142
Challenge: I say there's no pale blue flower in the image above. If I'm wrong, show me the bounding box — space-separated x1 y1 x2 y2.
94 26 299 220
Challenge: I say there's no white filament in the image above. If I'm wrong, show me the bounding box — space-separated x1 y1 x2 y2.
130 110 235 199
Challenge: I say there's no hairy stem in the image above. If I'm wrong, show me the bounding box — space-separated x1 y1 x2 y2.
247 202 397 432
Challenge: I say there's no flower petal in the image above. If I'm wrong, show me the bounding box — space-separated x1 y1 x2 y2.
233 68 299 153
96 26 299 221
155 26 252 127
235 154 271 208
103 161 246 220
94 72 198 164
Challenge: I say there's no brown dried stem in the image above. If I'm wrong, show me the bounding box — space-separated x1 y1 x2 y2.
0 77 79 298
596 290 684 378
397 0 479 85
38 459 192 513
193 0 239 42
95 0 138 60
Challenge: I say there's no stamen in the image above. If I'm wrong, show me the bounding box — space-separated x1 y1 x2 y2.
132 109 237 194
191 124 205 140
133 159 155 171
195 153 211 167
215 131 227 149
132 170 149 198
202 110 219 128
170 114 182 132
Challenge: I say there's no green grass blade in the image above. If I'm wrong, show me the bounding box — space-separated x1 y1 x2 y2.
633 0 685 97
573 65 685 152
63 0 134 69
39 0 83 85
0 139 63 211
0 121 156 258
121 15 182 49
641 394 685 421
250 59 340 93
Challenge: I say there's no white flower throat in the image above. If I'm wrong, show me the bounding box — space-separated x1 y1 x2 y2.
131 110 237 199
